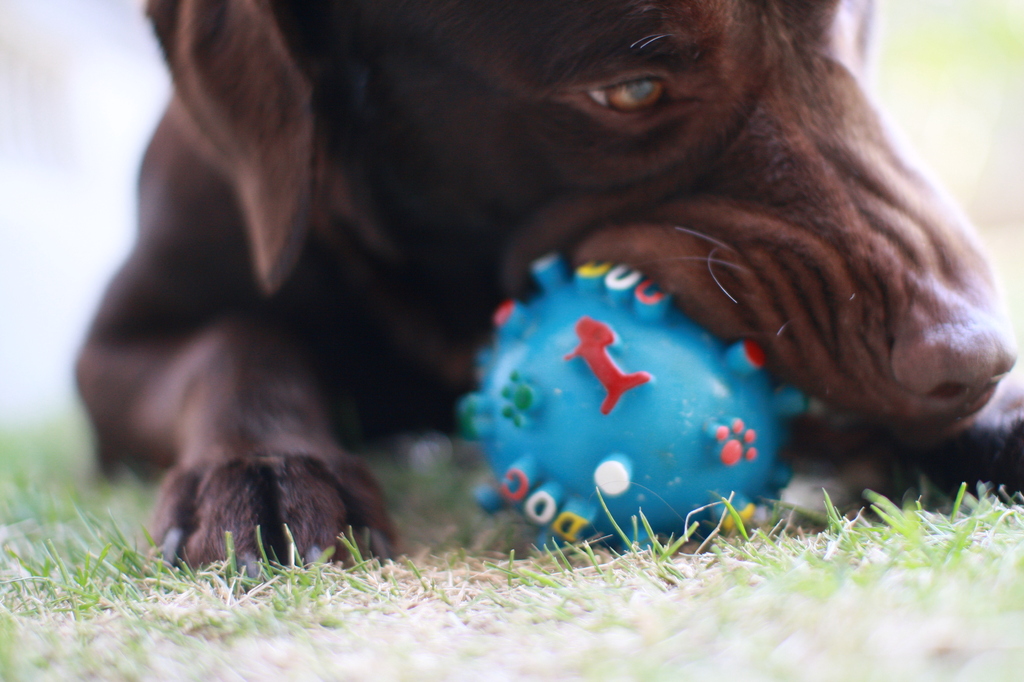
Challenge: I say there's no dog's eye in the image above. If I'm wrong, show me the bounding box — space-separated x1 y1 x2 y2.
588 78 665 112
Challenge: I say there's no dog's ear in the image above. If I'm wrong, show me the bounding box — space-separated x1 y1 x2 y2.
148 0 317 294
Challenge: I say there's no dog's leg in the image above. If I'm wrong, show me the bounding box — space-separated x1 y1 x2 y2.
79 313 394 568
76 106 394 568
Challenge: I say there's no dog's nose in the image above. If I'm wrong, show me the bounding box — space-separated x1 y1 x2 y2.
891 311 1017 402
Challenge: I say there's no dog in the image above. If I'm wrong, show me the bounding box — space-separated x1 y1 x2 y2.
77 0 1023 565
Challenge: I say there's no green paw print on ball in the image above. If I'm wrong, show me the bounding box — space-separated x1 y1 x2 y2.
500 371 539 428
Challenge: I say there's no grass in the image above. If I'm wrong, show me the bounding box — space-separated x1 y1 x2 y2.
3 417 1024 679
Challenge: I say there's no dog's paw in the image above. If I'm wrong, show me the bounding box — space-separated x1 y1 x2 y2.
152 454 395 570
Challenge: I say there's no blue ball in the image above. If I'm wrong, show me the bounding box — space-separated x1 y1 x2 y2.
458 254 804 547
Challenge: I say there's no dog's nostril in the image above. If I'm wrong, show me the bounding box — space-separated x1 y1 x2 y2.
927 382 969 401
891 316 1017 402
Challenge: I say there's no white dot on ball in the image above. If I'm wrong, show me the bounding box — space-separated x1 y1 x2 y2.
594 460 631 496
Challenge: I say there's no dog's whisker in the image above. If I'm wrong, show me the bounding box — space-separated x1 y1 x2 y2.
674 226 735 252
638 34 672 50
777 321 791 337
630 34 672 50
707 247 738 304
633 255 749 272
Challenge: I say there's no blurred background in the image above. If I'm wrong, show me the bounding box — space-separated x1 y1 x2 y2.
0 0 1022 431
0 0 167 425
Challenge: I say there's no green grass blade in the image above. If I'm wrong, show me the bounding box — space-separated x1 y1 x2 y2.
951 482 968 519
595 488 632 549
718 495 750 541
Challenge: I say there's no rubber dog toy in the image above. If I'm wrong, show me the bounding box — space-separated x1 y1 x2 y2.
458 254 805 547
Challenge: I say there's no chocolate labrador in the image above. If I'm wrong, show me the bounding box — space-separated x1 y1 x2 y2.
77 0 1023 565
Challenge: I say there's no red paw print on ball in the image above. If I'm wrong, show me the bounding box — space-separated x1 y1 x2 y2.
713 418 758 467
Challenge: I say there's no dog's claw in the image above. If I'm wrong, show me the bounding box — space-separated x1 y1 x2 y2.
161 527 183 564
369 529 395 561
240 553 260 579
304 545 323 565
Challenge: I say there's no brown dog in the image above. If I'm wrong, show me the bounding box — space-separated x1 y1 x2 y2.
77 0 1022 565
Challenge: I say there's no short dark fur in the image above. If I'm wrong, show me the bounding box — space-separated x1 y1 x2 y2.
78 0 1024 564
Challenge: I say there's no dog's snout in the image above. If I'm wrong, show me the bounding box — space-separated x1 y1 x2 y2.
891 312 1017 403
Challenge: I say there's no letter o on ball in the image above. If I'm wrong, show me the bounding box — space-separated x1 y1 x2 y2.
524 489 559 525
604 265 643 291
